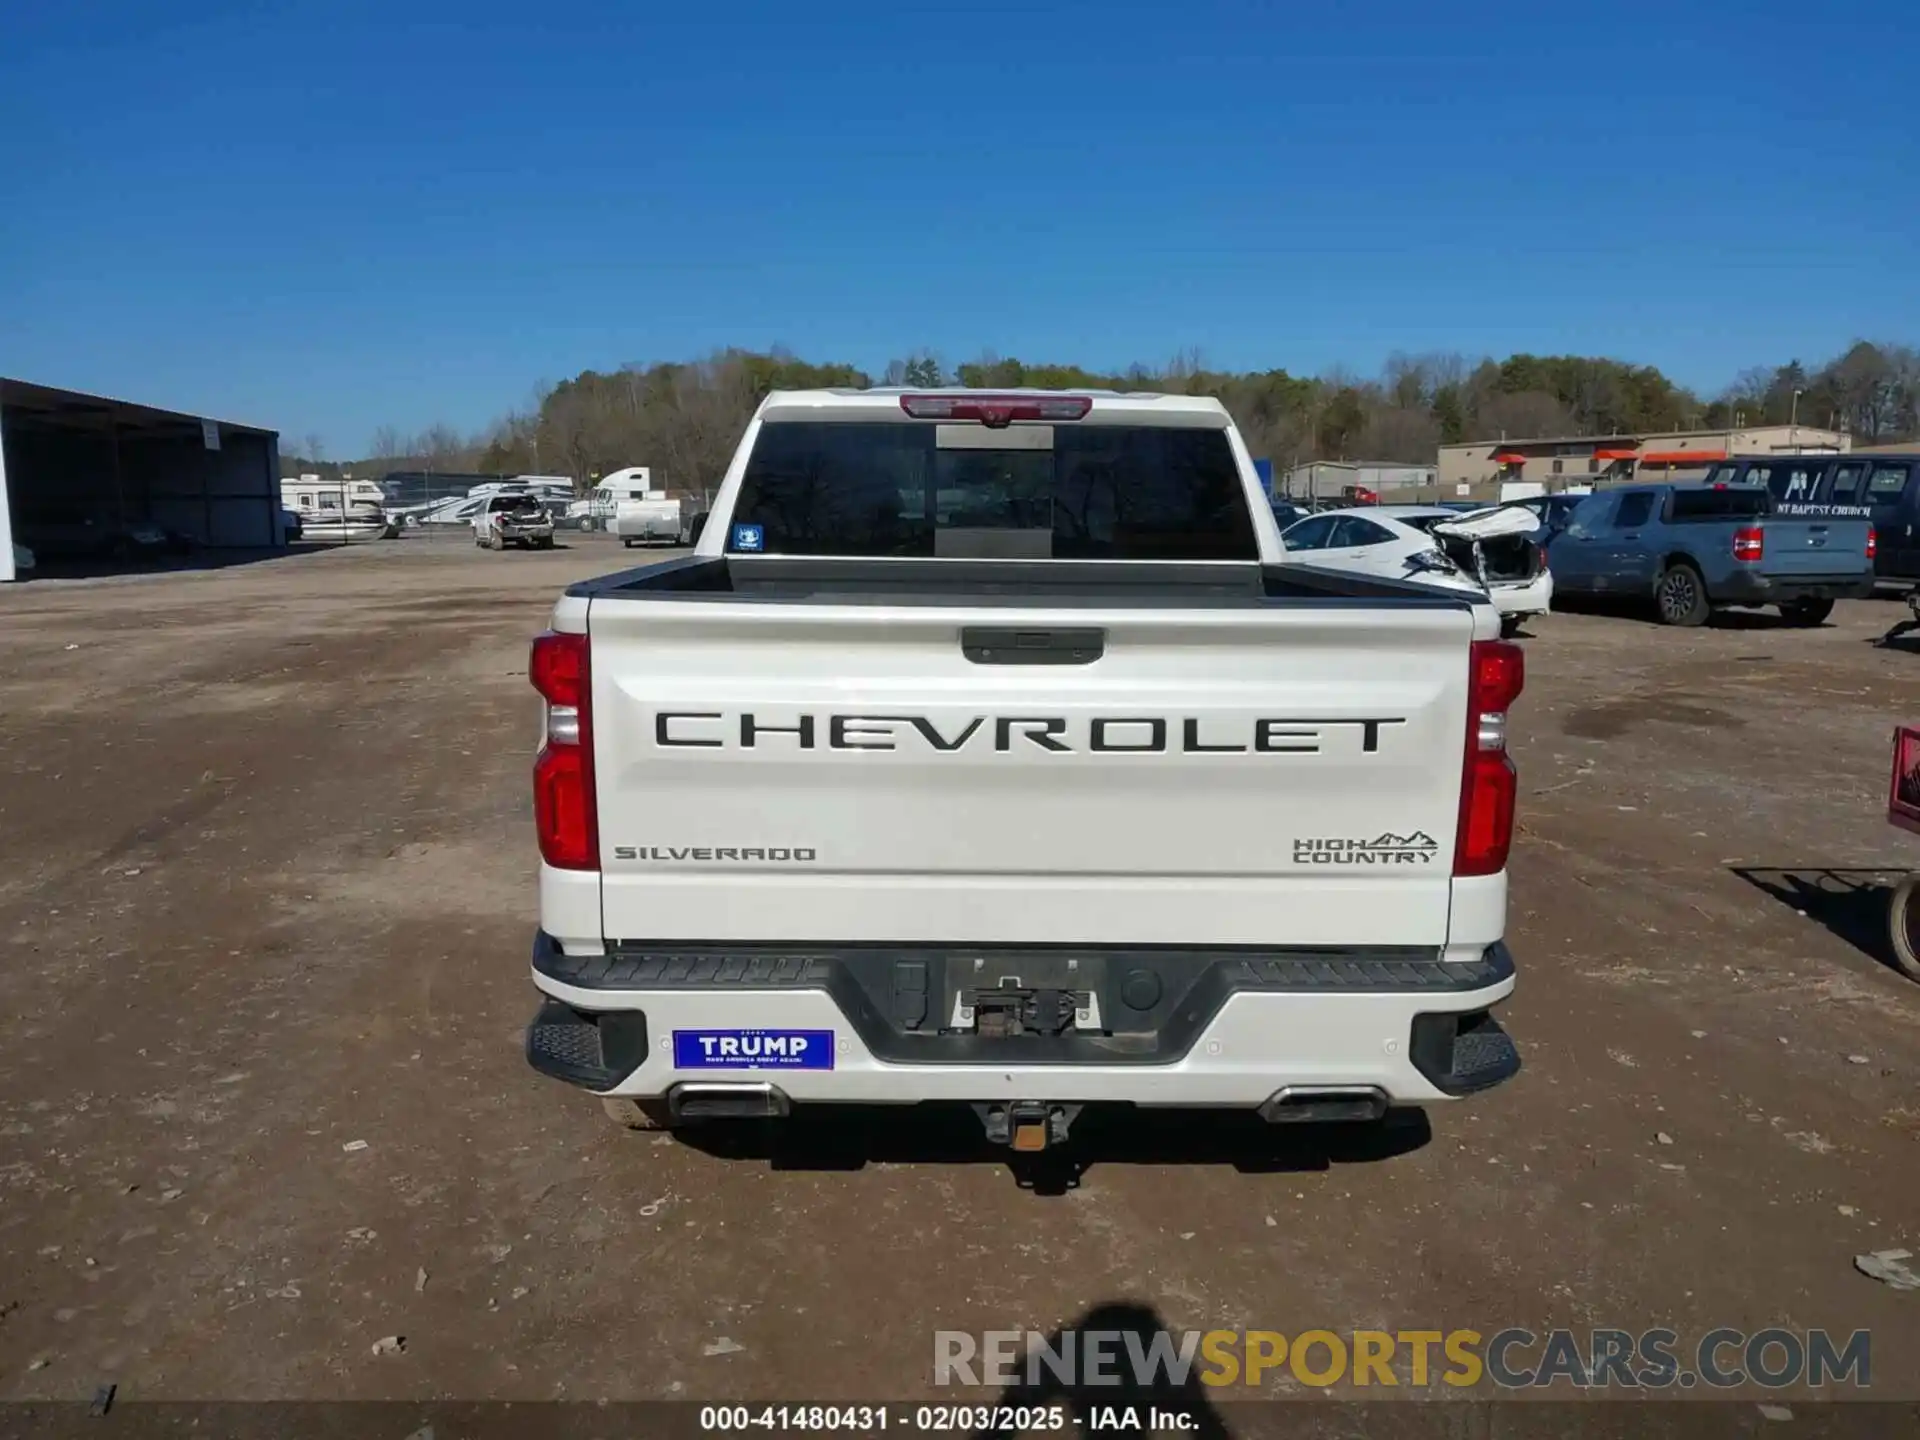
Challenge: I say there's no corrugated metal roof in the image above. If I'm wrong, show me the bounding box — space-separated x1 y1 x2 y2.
1 376 276 437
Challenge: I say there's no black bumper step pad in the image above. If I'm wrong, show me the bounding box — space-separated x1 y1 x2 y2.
524 998 649 1092
1410 1008 1521 1096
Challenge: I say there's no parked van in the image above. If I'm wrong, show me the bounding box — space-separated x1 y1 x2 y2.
1703 455 1919 586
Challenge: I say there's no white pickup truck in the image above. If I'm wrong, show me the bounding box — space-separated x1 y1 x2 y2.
524 388 1524 1149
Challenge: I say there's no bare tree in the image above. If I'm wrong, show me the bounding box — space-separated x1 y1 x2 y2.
1727 366 1772 406
1885 344 1920 438
541 386 599 482
1359 407 1442 464
1472 391 1574 442
1260 407 1315 470
1825 342 1902 439
406 423 471 470
1566 368 1620 434
1162 347 1207 392
1382 352 1429 411
1422 352 1470 392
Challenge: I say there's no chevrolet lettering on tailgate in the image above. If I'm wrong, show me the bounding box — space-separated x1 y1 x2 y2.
653 712 1408 755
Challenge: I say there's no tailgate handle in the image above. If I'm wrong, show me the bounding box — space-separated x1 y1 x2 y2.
961 627 1105 665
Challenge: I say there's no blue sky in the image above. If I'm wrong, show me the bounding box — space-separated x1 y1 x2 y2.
3 0 1915 456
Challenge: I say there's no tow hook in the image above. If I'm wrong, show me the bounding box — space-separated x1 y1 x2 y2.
975 1101 1080 1151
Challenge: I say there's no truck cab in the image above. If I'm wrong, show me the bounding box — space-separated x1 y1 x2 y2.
572 467 656 532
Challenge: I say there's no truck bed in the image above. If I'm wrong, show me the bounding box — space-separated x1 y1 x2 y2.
567 554 1478 608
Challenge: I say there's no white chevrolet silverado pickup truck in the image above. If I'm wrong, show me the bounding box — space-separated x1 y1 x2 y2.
524 388 1524 1149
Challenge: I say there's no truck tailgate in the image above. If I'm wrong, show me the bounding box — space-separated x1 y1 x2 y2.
587 600 1477 947
1761 518 1873 578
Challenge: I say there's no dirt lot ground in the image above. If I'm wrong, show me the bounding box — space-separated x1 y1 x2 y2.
1 531 1917 1414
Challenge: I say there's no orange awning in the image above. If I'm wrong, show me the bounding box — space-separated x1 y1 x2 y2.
1593 448 1637 461
1641 450 1725 465
1492 452 1528 465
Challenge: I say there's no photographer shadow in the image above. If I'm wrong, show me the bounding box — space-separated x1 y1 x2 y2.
969 1302 1234 1439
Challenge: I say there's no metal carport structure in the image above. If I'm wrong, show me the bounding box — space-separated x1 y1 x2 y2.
1 378 281 582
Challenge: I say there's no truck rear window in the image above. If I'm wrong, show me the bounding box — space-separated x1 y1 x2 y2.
1667 488 1769 521
728 421 1258 560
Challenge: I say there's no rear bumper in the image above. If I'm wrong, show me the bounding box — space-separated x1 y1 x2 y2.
1488 571 1552 617
1712 570 1875 604
525 933 1520 1108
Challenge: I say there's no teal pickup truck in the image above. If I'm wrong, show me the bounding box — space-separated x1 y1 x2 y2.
1545 483 1875 626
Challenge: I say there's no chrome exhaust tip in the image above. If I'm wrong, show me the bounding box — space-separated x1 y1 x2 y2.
1257 1085 1389 1124
667 1082 791 1122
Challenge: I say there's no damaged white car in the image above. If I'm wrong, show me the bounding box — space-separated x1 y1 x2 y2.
1280 505 1552 637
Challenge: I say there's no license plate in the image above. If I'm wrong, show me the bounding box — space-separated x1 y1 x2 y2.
672 1029 834 1070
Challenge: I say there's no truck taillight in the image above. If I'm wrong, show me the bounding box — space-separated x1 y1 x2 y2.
1732 526 1764 562
530 631 597 870
899 393 1091 427
1455 639 1524 878
1867 528 1877 560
